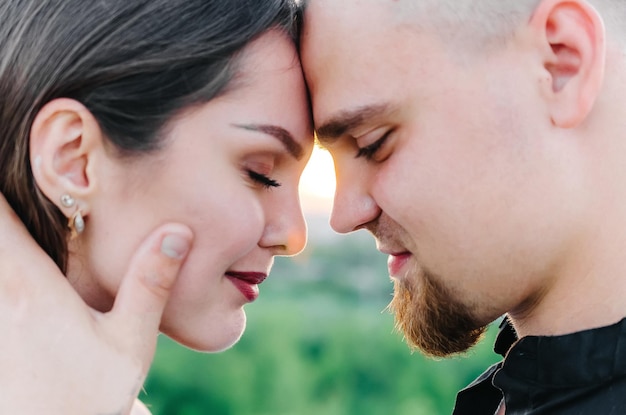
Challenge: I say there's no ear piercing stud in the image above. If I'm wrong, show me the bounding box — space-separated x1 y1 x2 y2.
60 194 75 208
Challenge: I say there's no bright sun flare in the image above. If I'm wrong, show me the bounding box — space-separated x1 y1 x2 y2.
299 146 336 214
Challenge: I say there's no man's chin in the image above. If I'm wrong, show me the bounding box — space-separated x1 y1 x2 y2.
396 312 487 358
388 272 487 358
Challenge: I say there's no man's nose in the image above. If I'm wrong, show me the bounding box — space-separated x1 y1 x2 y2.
329 164 380 233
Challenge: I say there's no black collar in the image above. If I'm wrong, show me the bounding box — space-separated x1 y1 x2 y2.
496 317 626 389
454 317 626 415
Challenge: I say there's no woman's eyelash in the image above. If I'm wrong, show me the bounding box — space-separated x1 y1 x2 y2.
355 132 391 160
248 170 281 188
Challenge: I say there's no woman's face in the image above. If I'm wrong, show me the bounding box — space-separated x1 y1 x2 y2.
69 31 313 351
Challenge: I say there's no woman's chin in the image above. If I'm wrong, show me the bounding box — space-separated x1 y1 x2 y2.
161 312 247 353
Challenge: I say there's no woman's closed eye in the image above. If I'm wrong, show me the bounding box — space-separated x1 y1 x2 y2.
247 170 281 189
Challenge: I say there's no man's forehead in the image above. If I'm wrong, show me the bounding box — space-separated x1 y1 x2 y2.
301 0 422 129
301 0 395 75
302 0 397 32
304 0 420 29
301 0 421 66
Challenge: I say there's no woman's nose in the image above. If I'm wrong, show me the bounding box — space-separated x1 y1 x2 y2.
259 190 307 256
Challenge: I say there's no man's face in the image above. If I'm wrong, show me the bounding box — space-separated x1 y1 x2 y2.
301 0 583 356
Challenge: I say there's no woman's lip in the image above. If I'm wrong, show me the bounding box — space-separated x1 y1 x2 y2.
387 252 411 277
226 276 259 302
225 271 267 285
225 272 267 302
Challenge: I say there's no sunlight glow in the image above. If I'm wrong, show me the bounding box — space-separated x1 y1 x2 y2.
299 147 336 214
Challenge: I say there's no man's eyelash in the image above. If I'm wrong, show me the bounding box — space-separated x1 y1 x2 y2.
355 132 390 160
248 170 281 188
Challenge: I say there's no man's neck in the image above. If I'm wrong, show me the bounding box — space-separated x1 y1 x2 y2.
509 209 626 338
494 400 505 415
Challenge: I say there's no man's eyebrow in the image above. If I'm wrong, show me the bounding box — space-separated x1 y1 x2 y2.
315 104 392 145
234 123 304 160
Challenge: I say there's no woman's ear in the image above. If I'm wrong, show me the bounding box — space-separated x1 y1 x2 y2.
30 98 105 218
530 0 606 128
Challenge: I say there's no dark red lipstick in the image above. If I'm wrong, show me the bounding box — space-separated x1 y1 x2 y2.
225 272 267 302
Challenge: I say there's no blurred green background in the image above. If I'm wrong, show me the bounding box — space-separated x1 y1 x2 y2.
141 217 501 415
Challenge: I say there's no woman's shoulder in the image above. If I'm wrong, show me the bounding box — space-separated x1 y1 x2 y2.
130 399 153 415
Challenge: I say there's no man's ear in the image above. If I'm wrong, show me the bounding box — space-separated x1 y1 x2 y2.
530 0 606 128
30 98 105 217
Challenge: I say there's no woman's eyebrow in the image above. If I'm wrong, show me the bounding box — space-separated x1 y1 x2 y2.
315 103 392 147
234 123 304 160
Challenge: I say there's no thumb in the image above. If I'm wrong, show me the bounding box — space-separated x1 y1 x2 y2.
109 224 193 358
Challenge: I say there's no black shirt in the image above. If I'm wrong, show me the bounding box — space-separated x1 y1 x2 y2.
453 317 626 414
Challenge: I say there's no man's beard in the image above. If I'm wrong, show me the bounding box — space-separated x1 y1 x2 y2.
387 264 487 357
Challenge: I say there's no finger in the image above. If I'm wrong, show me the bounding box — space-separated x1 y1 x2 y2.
110 223 193 351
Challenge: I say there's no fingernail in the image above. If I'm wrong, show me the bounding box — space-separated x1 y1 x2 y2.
161 233 190 259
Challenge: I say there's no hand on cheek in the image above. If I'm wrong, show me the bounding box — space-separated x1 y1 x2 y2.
0 194 192 415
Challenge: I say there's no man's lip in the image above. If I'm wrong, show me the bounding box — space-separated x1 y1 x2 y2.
377 244 407 256
224 271 268 285
387 252 411 277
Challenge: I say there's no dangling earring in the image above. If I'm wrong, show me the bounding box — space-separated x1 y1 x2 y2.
60 194 85 239
68 209 85 239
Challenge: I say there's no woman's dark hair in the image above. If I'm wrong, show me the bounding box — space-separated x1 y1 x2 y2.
0 0 301 272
